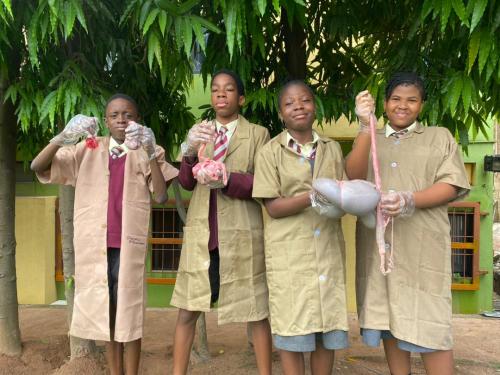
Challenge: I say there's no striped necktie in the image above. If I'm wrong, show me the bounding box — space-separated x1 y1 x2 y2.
110 145 125 159
391 128 408 139
288 138 317 160
213 126 228 162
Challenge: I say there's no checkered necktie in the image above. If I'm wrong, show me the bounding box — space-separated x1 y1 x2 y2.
213 126 228 162
288 138 317 160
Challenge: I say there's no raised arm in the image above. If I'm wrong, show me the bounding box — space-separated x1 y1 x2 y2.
31 114 97 173
345 90 375 180
31 143 62 172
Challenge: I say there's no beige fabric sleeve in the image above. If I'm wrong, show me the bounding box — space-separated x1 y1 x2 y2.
434 129 470 200
147 145 179 192
35 145 79 186
252 144 281 199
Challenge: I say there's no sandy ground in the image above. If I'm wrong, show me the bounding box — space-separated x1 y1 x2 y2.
0 306 499 374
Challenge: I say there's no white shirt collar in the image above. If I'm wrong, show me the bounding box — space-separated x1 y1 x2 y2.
215 117 238 138
385 121 417 138
109 137 129 158
286 130 320 146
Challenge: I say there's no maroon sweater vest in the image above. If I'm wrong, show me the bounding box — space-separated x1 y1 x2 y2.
107 154 126 248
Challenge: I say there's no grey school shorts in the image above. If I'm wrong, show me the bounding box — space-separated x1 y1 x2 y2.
361 329 436 353
273 330 348 352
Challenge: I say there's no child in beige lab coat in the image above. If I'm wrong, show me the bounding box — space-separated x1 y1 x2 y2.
170 70 272 375
31 94 178 375
346 72 470 375
253 80 349 375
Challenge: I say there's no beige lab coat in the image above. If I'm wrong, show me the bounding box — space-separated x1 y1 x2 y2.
171 116 270 324
356 123 470 350
252 130 349 336
37 137 178 342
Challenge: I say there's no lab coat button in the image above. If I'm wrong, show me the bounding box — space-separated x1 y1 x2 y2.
314 229 321 237
391 162 398 168
319 275 326 282
204 260 210 268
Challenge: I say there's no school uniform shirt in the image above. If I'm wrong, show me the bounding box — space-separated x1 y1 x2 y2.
356 122 470 350
252 129 349 336
171 116 271 324
36 137 178 342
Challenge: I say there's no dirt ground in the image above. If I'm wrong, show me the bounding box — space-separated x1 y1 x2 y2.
0 307 499 374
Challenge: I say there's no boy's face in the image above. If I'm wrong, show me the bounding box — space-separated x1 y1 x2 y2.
105 98 139 142
384 84 423 130
211 73 244 123
279 84 316 133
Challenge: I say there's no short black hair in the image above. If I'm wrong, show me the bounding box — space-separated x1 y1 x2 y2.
211 69 245 96
385 72 426 101
105 93 139 113
278 80 315 110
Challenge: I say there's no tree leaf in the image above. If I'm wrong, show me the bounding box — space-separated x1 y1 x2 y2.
255 0 266 16
177 0 201 15
142 8 159 35
448 75 463 114
2 0 12 16
421 0 434 21
440 0 452 33
191 17 206 52
467 28 480 73
71 0 88 33
63 1 77 39
470 0 487 32
224 1 237 60
272 0 280 14
158 10 167 36
451 0 469 27
147 31 159 69
139 0 153 28
461 75 472 113
181 17 193 55
40 90 58 127
190 15 221 33
477 29 492 74
155 0 179 16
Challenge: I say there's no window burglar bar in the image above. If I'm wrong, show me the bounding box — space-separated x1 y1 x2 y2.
149 206 184 273
448 202 480 290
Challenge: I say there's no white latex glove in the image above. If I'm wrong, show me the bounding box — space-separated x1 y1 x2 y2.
183 120 216 156
380 191 415 217
50 114 98 146
125 122 157 160
310 190 345 218
355 90 375 134
196 168 228 189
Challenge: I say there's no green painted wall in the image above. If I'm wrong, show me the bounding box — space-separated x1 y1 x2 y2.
452 138 494 313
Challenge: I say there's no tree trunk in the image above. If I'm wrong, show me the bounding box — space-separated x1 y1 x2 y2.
281 7 307 80
58 185 97 358
0 69 22 356
172 179 211 362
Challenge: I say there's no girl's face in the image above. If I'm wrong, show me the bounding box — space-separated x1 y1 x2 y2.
105 98 139 142
211 73 244 123
279 84 316 132
384 84 423 130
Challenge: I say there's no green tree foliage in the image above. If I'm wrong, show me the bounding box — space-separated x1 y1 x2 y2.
137 0 499 144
